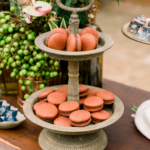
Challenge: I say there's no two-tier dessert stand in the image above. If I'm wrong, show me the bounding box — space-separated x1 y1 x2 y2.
23 0 124 149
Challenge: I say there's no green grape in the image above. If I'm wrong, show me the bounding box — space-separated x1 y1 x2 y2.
0 40 5 46
39 84 45 89
19 71 23 77
17 49 23 55
0 62 4 68
13 33 19 39
53 71 58 77
32 51 37 56
22 69 27 76
54 61 59 67
13 68 19 73
6 65 10 70
11 62 17 67
29 58 34 64
43 53 48 59
21 85 26 91
16 74 20 79
26 80 31 85
28 88 33 93
10 72 16 78
45 71 49 76
33 66 38 72
51 57 55 60
35 46 40 50
13 42 19 47
42 70 45 76
0 19 6 24
24 56 30 61
54 66 59 71
2 24 9 31
36 54 43 60
11 23 16 28
21 59 25 64
0 70 2 75
30 72 35 77
29 45 34 51
0 27 4 33
49 59 54 65
0 13 5 18
25 31 29 35
15 55 20 60
6 36 12 43
40 60 45 65
19 79 24 84
36 73 41 77
23 40 28 45
21 45 25 49
19 27 25 33
36 62 41 68
44 62 48 67
10 6 15 12
50 72 54 78
5 15 10 21
16 60 21 65
24 94 29 100
28 34 33 40
2 59 7 64
23 50 29 55
8 27 13 33
4 47 9 53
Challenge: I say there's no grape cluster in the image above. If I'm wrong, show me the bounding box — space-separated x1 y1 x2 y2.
0 7 59 100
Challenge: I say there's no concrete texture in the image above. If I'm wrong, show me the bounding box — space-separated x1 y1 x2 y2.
96 0 150 92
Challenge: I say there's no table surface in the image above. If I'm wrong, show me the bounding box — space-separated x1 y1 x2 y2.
0 79 150 150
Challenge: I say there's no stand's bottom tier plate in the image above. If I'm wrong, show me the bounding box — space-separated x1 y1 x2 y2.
39 128 107 150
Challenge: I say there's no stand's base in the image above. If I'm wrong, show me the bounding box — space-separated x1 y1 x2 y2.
39 129 107 150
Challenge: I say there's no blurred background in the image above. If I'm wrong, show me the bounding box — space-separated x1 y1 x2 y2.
97 0 150 92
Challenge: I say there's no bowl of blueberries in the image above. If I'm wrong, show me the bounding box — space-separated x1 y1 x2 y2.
0 100 26 129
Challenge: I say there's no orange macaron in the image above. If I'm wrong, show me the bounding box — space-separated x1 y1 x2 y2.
91 110 111 124
54 116 72 127
69 110 91 127
80 27 99 41
47 92 67 107
59 101 79 116
83 96 104 112
87 88 100 97
96 90 115 105
67 34 82 52
56 86 68 97
81 33 98 51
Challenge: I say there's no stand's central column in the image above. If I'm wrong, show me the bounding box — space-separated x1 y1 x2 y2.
68 61 79 103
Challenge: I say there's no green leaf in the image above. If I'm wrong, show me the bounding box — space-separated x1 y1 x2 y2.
116 0 119 5
78 12 87 25
71 0 78 4
60 18 67 29
65 0 72 7
48 19 59 30
131 105 138 112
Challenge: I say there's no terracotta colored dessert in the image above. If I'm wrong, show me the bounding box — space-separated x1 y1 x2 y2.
96 90 115 105
54 116 72 127
38 89 54 102
91 110 111 124
56 86 68 97
83 96 104 112
47 92 67 106
79 84 88 93
79 90 88 98
79 27 99 41
33 101 46 112
81 33 98 51
87 88 100 97
69 110 91 127
50 28 68 40
67 34 82 52
59 101 79 116
35 103 58 121
79 98 85 106
45 32 67 50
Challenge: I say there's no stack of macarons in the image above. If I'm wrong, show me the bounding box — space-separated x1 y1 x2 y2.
45 27 99 51
33 85 114 127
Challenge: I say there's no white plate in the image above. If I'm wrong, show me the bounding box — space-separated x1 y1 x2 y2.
0 100 26 129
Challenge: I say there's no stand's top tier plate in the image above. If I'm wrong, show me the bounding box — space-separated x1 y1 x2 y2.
35 31 114 61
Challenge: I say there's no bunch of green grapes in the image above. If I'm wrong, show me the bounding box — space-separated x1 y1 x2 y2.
0 7 59 100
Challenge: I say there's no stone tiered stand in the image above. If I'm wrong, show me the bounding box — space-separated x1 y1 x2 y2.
23 0 124 149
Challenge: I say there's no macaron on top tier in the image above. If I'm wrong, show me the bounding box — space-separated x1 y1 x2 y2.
47 92 67 106
96 90 115 105
83 96 104 112
69 110 91 127
56 86 68 97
